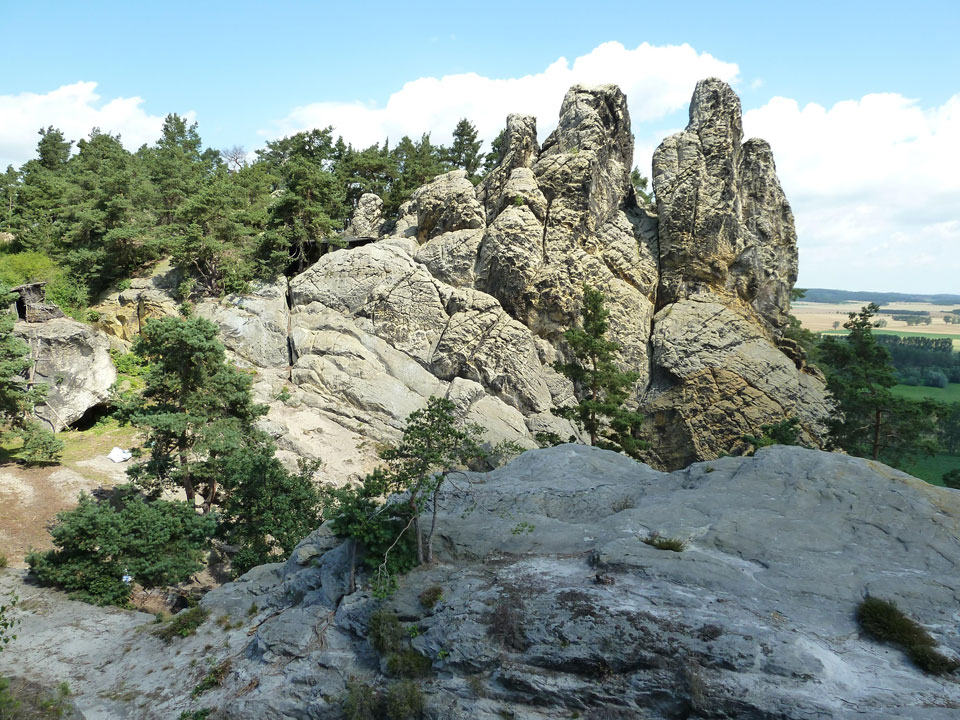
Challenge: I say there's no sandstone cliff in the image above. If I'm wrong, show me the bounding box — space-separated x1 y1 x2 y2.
35 78 829 474
195 77 828 474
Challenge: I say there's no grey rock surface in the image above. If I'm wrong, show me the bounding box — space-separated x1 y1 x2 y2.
346 192 386 238
14 317 116 431
6 446 960 719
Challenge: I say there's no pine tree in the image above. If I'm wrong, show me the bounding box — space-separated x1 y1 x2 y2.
447 119 483 182
123 312 267 513
819 303 939 463
553 286 645 459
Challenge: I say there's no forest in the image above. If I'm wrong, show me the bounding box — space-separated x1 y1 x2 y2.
0 115 500 313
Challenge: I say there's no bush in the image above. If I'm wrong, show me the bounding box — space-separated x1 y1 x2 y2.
342 678 378 720
857 597 959 675
27 489 215 606
153 606 209 642
368 610 405 655
191 658 231 698
14 419 64 465
382 680 424 719
486 594 528 651
385 649 432 678
943 469 960 490
418 586 443 610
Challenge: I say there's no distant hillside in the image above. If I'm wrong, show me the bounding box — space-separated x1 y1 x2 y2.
800 288 960 305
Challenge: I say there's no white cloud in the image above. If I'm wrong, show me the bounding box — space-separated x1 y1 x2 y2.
0 82 176 169
264 41 739 152
743 93 960 293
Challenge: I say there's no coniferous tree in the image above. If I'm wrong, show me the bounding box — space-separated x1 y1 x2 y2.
482 129 506 174
553 286 645 459
123 312 268 513
819 303 939 463
447 119 483 182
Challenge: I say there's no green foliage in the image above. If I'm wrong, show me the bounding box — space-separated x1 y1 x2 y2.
741 417 802 454
191 658 231 698
418 586 443 609
385 649 432 679
381 680 424 719
27 489 215 606
152 605 209 642
0 592 17 652
122 314 268 513
217 452 323 575
943 468 960 489
446 119 483 183
14 419 64 465
0 675 19 718
368 610 406 655
178 711 212 720
342 678 378 720
324 397 484 589
553 286 645 458
857 597 959 675
482 129 506 175
641 533 686 552
819 304 940 464
630 166 653 205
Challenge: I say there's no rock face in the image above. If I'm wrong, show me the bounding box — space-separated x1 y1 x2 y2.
643 78 828 468
224 78 825 471
14 318 116 430
7 446 960 719
71 78 822 475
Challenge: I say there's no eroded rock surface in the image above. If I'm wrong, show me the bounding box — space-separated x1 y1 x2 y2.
6 447 959 719
14 318 116 431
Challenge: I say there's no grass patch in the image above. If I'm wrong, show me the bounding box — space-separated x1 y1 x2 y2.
885 452 959 486
418 586 443 610
152 606 209 642
641 533 686 552
191 658 231 698
368 610 405 654
857 597 959 675
891 383 960 403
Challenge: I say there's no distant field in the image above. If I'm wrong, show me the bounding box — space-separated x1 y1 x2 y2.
891 383 960 403
892 452 958 486
792 300 960 338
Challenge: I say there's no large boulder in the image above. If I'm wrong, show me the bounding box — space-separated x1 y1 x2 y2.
14 318 116 430
9 446 960 719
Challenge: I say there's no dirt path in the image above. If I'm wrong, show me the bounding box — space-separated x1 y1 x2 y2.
0 421 138 567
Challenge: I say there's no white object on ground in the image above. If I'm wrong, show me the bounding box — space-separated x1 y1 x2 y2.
107 447 133 463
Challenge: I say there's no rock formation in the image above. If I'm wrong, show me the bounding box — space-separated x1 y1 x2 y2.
6 446 960 718
27 78 829 473
221 77 827 472
14 317 116 431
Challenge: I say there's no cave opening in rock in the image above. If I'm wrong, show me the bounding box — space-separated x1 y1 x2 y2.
69 403 115 432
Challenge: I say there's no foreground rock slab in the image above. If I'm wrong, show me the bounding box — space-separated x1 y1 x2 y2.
4 446 960 719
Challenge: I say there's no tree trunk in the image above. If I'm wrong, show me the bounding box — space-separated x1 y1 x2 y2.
425 481 442 564
872 408 882 460
411 494 424 565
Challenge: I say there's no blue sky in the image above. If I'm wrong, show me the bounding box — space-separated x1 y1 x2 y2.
1 0 959 293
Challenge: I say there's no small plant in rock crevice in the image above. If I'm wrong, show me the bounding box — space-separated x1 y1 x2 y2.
641 533 686 552
857 597 959 675
418 585 443 609
152 606 209 642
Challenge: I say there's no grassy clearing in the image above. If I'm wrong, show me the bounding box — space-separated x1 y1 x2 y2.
891 453 959 486
891 383 960 403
